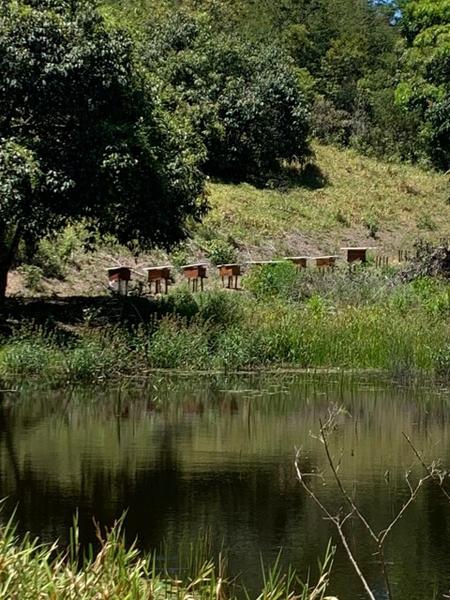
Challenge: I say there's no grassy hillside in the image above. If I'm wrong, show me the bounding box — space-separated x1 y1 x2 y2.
8 144 450 297
201 144 450 259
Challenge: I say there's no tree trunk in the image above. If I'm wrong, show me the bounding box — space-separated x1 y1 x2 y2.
0 223 21 302
0 261 9 301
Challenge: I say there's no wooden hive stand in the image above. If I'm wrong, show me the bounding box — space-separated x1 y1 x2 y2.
341 247 375 264
107 266 131 296
217 263 242 290
284 256 309 269
144 266 172 295
312 255 339 268
182 263 208 292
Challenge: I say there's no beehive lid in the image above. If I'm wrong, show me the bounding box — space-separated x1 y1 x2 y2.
181 263 208 268
143 265 172 271
340 247 375 251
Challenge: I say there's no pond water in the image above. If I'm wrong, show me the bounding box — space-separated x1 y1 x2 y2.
0 374 449 599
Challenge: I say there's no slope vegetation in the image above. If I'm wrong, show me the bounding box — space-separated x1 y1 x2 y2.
8 144 450 296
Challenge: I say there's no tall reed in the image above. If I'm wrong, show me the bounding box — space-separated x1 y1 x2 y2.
0 273 449 381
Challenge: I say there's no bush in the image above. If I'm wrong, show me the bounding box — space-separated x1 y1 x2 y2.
162 288 199 320
362 214 379 239
243 261 298 300
203 238 236 266
196 291 244 328
17 264 44 291
32 225 88 279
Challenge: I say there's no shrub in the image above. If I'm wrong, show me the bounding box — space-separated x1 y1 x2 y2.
33 225 88 279
243 261 298 300
203 238 236 266
162 288 199 320
362 214 379 239
17 264 44 291
196 291 244 328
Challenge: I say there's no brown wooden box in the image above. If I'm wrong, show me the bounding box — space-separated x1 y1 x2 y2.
146 266 172 281
107 266 131 282
285 256 308 268
341 247 370 264
218 264 241 278
314 256 338 268
182 264 207 279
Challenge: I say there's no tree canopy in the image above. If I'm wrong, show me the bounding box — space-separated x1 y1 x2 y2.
145 11 311 182
0 0 206 296
396 0 450 169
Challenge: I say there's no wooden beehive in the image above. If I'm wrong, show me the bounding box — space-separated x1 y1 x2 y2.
285 256 309 268
341 247 372 264
182 264 208 279
107 266 131 282
217 264 241 278
313 256 339 268
145 266 172 281
144 265 172 294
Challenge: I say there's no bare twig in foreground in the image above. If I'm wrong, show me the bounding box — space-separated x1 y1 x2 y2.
296 414 442 600
403 432 450 505
295 448 376 600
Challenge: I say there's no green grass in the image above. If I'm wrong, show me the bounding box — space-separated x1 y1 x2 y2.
199 144 450 259
0 512 335 599
1 270 450 382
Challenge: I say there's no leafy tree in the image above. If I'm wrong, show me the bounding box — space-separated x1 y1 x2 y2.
396 0 450 169
0 0 206 297
145 11 311 182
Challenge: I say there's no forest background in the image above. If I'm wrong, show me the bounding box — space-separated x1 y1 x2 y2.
105 0 450 173
1 0 449 298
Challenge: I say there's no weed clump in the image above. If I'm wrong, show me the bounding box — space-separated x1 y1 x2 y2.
0 515 334 600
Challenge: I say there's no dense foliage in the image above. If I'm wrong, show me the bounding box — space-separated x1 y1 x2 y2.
0 0 206 296
108 0 450 167
396 0 450 169
145 12 311 181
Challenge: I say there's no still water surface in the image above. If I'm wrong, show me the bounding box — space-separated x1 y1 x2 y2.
0 374 449 599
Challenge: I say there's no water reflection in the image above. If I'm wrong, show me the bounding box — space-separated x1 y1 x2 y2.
0 375 449 599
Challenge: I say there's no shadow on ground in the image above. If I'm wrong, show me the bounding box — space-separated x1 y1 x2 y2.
0 296 168 336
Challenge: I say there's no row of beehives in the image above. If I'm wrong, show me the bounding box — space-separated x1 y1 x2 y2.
107 246 381 295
